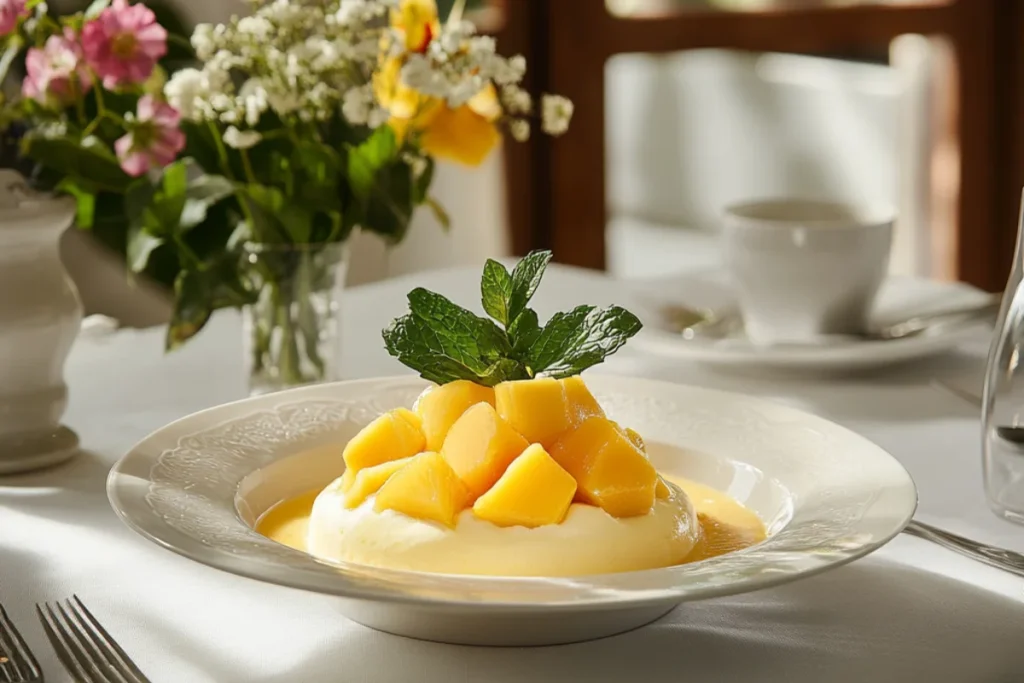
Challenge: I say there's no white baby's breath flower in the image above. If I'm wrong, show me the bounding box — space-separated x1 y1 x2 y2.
447 76 485 108
541 94 574 136
501 84 531 115
509 119 530 142
237 15 273 41
342 85 373 125
367 107 389 129
238 78 269 127
223 126 262 149
508 55 527 78
402 152 428 178
164 68 207 121
267 89 302 116
191 23 216 61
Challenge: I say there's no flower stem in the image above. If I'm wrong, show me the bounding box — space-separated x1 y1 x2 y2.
91 74 107 117
239 148 257 183
271 281 304 385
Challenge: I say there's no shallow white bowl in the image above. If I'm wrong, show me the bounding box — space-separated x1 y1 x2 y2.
107 375 916 646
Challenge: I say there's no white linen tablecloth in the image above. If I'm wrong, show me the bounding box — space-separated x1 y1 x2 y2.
2 265 1023 683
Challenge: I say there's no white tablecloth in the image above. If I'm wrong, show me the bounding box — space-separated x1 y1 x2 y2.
3 265 1024 683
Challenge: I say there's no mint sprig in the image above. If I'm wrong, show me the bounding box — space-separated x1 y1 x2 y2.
382 250 642 386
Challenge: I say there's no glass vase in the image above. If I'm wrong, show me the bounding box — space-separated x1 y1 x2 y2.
242 242 348 396
983 190 1024 523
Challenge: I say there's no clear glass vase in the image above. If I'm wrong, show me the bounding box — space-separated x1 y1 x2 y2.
983 191 1024 523
242 242 348 395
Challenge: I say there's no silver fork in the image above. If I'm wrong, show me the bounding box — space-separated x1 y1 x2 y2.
36 596 150 683
0 603 43 683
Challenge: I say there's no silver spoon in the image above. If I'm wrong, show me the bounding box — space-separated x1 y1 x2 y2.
662 294 1002 342
903 520 1024 579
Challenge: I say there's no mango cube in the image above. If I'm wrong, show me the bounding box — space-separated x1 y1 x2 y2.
342 409 426 474
441 402 529 500
374 452 470 528
343 457 414 509
562 376 605 422
416 380 496 452
339 467 356 492
494 376 605 448
550 416 658 517
624 427 645 453
472 444 577 528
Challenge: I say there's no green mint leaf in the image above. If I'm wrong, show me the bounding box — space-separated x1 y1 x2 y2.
383 315 492 385
407 288 511 363
383 288 517 385
481 259 513 326
508 250 552 322
529 305 643 378
508 308 542 364
478 358 531 385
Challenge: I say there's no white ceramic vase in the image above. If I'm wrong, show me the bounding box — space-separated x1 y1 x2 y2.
0 170 82 474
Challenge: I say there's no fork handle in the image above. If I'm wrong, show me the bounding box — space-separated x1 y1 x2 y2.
903 520 1024 578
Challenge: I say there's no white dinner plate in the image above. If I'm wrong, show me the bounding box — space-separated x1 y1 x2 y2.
629 271 991 373
107 375 916 646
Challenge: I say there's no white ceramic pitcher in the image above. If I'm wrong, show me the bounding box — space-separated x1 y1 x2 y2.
0 169 82 474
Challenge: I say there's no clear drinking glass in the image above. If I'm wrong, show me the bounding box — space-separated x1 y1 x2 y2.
983 191 1024 523
242 242 349 396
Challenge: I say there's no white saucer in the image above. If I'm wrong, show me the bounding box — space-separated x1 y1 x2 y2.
629 271 992 373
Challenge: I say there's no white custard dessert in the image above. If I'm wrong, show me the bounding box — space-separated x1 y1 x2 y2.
307 477 700 577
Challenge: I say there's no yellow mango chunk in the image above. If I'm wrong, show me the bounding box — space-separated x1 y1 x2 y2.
655 477 672 499
494 376 605 448
550 416 658 518
624 427 645 453
416 380 496 452
339 467 356 492
473 444 577 528
562 376 605 423
342 409 426 474
441 402 529 500
374 452 470 528
393 407 423 431
343 457 414 509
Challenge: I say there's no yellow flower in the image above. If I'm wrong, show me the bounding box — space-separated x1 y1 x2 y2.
375 0 503 166
374 56 438 123
420 85 501 166
392 0 441 53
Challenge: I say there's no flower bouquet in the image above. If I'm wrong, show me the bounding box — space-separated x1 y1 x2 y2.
0 0 572 393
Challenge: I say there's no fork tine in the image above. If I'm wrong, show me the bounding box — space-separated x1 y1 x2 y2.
53 600 132 683
69 597 149 683
0 603 24 683
37 603 99 683
0 602 41 683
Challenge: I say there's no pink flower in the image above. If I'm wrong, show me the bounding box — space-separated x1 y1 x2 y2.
0 0 27 36
115 95 185 177
82 0 166 89
22 29 92 106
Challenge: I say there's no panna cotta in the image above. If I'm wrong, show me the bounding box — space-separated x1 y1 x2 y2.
306 477 699 576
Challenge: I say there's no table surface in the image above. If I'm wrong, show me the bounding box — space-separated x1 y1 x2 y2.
3 264 1023 683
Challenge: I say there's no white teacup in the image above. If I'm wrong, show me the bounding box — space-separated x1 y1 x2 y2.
722 199 894 344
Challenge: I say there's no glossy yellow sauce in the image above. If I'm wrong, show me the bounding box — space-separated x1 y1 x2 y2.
256 475 766 566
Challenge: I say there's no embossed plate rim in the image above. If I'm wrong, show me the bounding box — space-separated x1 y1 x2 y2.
107 375 917 610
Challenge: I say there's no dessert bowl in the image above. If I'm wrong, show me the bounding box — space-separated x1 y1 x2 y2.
107 374 917 646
